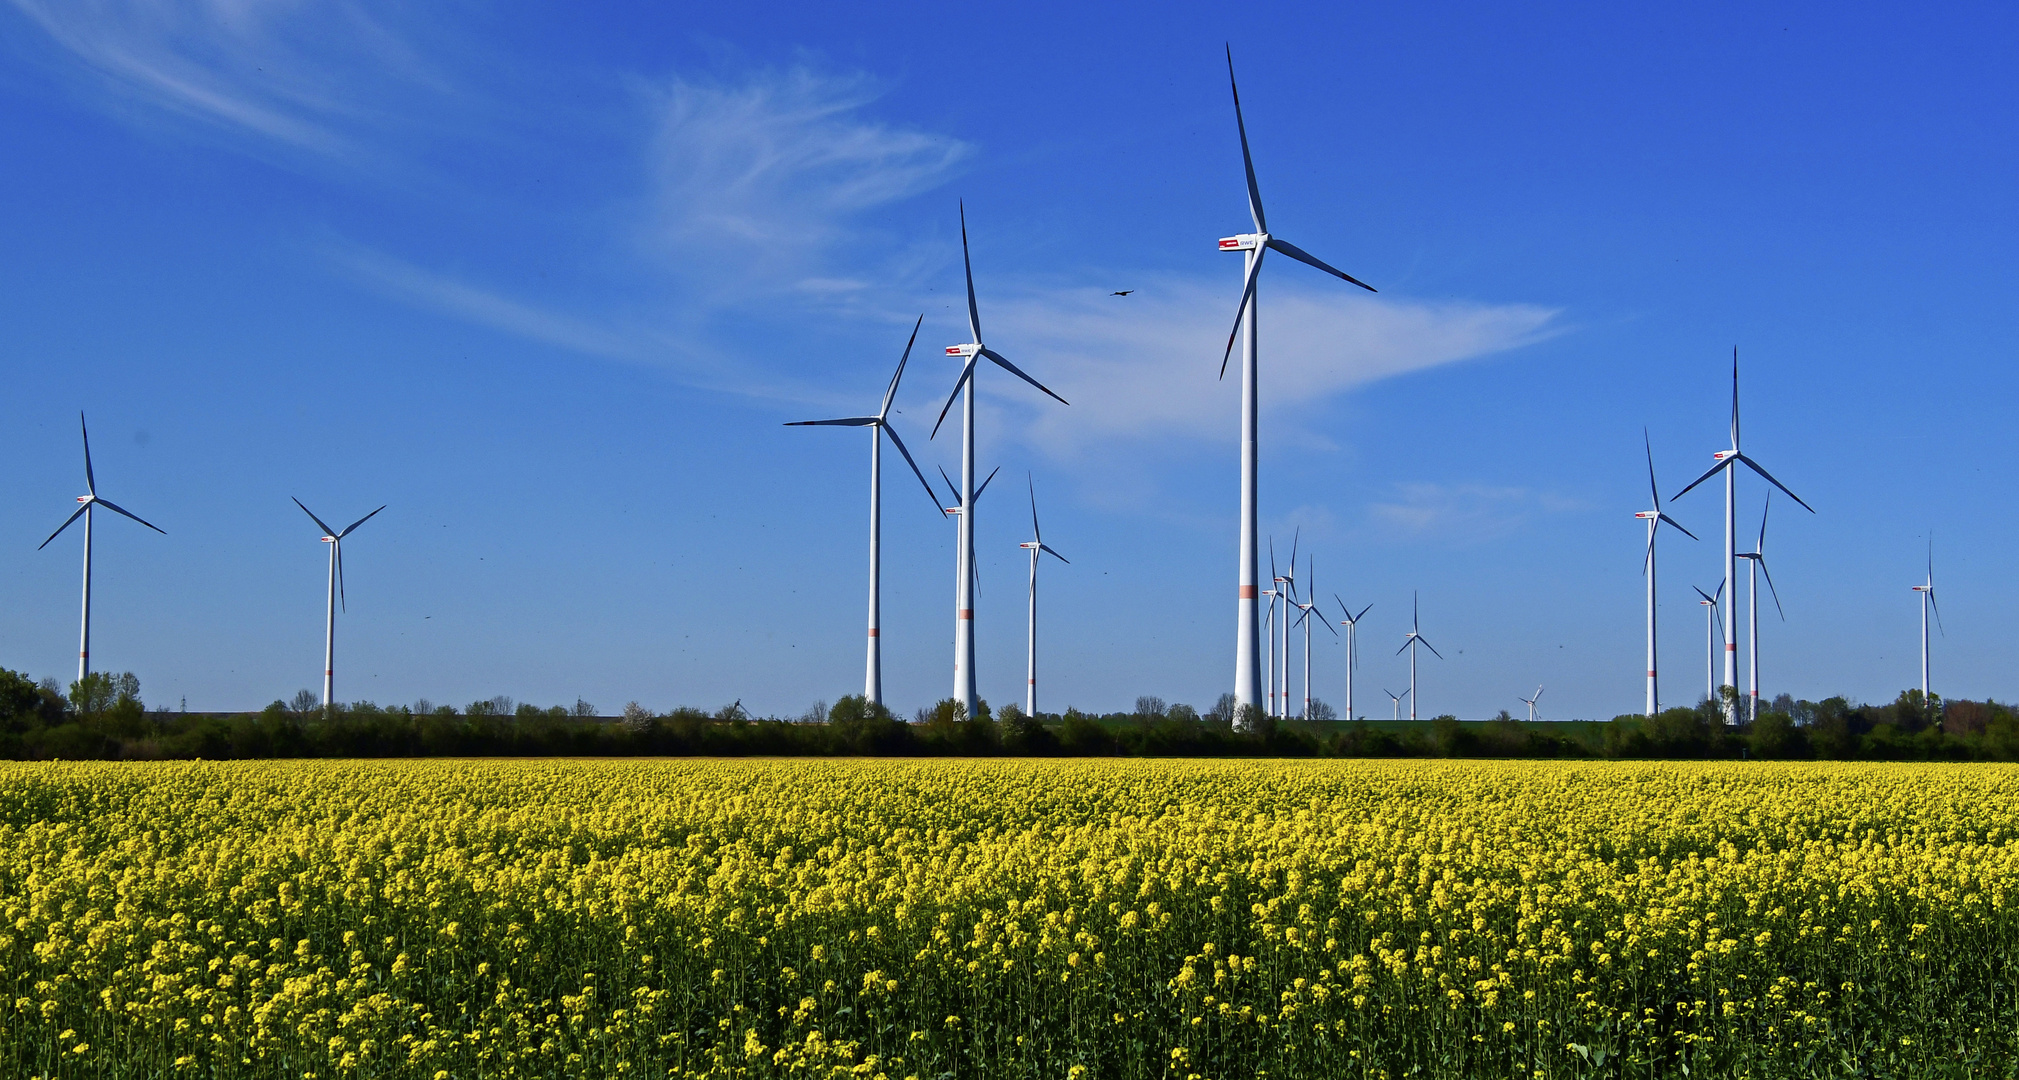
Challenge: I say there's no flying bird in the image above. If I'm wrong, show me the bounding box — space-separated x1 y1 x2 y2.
1111 290 1133 296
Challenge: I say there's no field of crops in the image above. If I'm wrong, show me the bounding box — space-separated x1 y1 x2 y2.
2 760 2015 1079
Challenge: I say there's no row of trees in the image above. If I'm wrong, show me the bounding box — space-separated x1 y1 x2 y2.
3 667 2017 761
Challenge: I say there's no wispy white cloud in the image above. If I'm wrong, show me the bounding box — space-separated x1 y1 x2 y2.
5 0 445 155
638 65 971 301
1367 482 1581 542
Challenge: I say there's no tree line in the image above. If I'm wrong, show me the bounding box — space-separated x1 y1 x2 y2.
3 668 2017 761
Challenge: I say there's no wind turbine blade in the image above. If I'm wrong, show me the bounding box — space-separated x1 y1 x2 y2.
1287 528 1300 582
936 465 960 512
1757 493 1771 552
1756 557 1786 621
293 497 338 537
785 417 879 427
1714 580 1724 603
1735 454 1815 513
1643 428 1659 506
1040 543 1069 564
1418 636 1444 660
975 465 1002 503
1730 346 1740 450
1930 591 1944 636
1219 247 1267 378
930 357 978 440
337 542 347 613
1643 527 1656 576
959 200 982 343
981 348 1069 406
1659 513 1699 541
92 497 164 535
879 314 925 418
1396 637 1412 657
879 424 944 515
1316 613 1339 637
1269 537 1278 586
1400 688 1410 701
1027 474 1041 542
339 505 385 539
1692 585 1716 605
1669 458 1728 503
1264 236 1375 292
80 412 96 496
1357 604 1373 622
38 503 89 550
1225 45 1266 234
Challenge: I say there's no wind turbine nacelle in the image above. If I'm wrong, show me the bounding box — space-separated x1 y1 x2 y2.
945 344 981 358
1712 450 1737 462
1219 234 1262 251
1019 541 1040 549
321 536 337 543
1634 510 1659 520
76 495 92 504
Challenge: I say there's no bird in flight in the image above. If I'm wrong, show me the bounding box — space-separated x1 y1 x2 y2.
1111 290 1133 296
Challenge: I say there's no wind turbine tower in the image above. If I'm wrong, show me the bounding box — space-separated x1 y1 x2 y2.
1694 584 1724 707
291 499 385 709
1671 350 1811 723
39 413 165 683
1335 597 1372 722
1737 496 1787 720
1218 47 1375 720
932 203 1068 718
1395 592 1442 722
1019 476 1069 716
1913 540 1942 701
786 316 943 706
1637 430 1697 716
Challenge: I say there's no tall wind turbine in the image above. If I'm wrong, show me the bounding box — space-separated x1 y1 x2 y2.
1636 430 1697 716
1335 597 1372 722
786 316 943 706
291 498 385 709
1385 688 1408 724
1693 583 1724 706
1518 686 1544 723
932 202 1068 718
1671 350 1812 722
1290 555 1335 718
1912 539 1942 701
1736 496 1787 720
1218 47 1376 719
39 413 165 683
1395 592 1442 722
1018 475 1069 716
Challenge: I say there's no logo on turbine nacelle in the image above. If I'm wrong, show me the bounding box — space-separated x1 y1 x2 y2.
945 344 980 357
1713 450 1737 461
1219 235 1262 251
1635 511 1659 519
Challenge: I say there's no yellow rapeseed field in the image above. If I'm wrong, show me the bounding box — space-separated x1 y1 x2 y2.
1 759 2015 1079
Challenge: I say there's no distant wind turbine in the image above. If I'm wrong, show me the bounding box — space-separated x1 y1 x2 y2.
1913 538 1943 700
39 413 165 683
1395 593 1442 722
291 498 385 710
1335 597 1373 723
785 316 943 707
1219 46 1376 718
1290 555 1335 718
932 202 1068 718
1385 687 1409 724
1019 475 1069 716
1736 496 1786 720
1272 531 1301 718
939 464 1002 651
1636 430 1697 716
1671 350 1812 722
1693 583 1725 707
1518 686 1544 723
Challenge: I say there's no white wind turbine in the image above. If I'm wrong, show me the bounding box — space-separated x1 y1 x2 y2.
1693 583 1724 707
932 202 1068 718
1290 555 1336 719
39 413 165 683
1636 430 1697 716
1912 539 1942 701
1736 496 1787 720
786 316 944 706
938 463 1003 684
1395 592 1442 722
1670 350 1812 723
1518 686 1544 723
1018 475 1069 716
291 498 385 710
1271 531 1301 718
1334 596 1372 723
1384 687 1408 724
1217 47 1376 719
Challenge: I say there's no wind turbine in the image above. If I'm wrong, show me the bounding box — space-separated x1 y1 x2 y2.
1265 538 1282 718
939 463 1002 681
1912 539 1942 701
1276 531 1301 718
1518 686 1544 723
1394 592 1442 722
1018 475 1069 716
785 316 943 706
1637 430 1698 716
291 498 385 710
1693 583 1724 707
1290 555 1335 718
932 202 1068 718
1218 47 1376 718
39 413 165 683
1671 350 1812 723
1736 496 1786 721
1384 688 1408 724
1335 597 1372 722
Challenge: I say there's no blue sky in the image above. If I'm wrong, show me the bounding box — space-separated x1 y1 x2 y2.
1 1 2014 720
